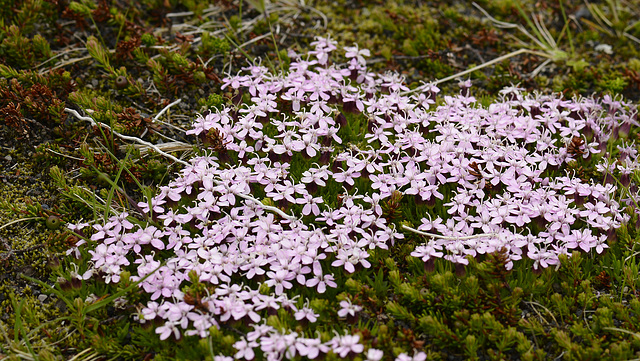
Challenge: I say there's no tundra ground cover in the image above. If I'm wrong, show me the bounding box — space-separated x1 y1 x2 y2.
2 0 640 360
67 39 640 359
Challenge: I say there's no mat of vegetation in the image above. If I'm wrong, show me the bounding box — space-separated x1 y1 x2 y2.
1 0 640 360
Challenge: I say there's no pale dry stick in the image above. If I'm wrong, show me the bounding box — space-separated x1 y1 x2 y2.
167 5 258 47
186 7 295 45
152 118 189 134
153 98 182 122
144 127 187 144
44 46 116 74
236 33 273 49
9 350 37 361
270 0 327 28
166 10 196 18
624 33 640 45
402 1 566 92
525 300 560 326
70 187 119 215
195 20 226 33
149 98 190 141
204 54 225 67
603 327 640 340
150 45 183 60
47 148 85 162
29 329 78 350
303 3 328 29
166 3 224 19
400 48 549 95
202 4 225 19
583 0 640 45
401 224 497 241
529 58 553 78
43 55 92 74
0 217 42 232
149 45 183 51
36 47 86 70
66 107 191 167
64 108 297 221
581 295 599 332
472 2 549 50
532 13 556 48
623 250 640 263
144 76 162 96
172 23 202 33
124 141 193 157
68 348 102 361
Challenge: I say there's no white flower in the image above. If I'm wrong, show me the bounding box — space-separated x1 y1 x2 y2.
594 43 613 55
337 299 362 318
366 348 384 361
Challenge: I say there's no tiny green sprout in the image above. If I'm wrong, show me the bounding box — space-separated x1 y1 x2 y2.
199 93 226 111
464 334 480 358
119 270 131 284
193 71 206 84
310 298 328 313
45 215 62 230
388 270 401 288
228 15 241 32
188 270 199 284
261 198 276 209
384 257 398 271
96 172 112 187
141 33 156 47
0 63 20 78
598 75 629 94
73 297 84 311
199 32 230 56
259 282 271 294
221 335 235 347
345 278 363 293
68 1 93 17
170 53 190 69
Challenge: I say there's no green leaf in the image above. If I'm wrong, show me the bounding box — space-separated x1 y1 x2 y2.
245 0 266 14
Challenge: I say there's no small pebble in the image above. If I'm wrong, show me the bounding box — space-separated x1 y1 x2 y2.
38 294 48 302
4 155 11 162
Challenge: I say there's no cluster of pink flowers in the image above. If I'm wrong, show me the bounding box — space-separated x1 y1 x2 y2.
69 36 638 358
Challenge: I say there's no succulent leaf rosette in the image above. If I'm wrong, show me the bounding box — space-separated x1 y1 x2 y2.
68 37 638 360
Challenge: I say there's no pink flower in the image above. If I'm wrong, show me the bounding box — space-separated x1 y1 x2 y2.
156 321 180 340
295 337 328 359
344 44 370 65
337 299 362 318
309 36 337 65
331 334 364 358
306 263 337 293
296 193 324 216
234 338 258 360
265 269 295 295
366 348 384 361
395 351 427 361
294 306 320 323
